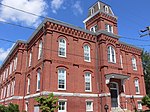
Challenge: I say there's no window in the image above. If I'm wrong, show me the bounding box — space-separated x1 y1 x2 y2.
90 25 98 32
14 56 18 70
132 57 137 70
104 5 109 13
58 69 66 90
85 72 92 92
91 7 94 15
108 46 116 63
84 45 91 62
38 40 43 60
25 102 29 112
6 84 10 97
58 101 67 112
34 105 39 112
9 63 12 75
58 38 66 57
137 101 142 110
120 55 123 68
1 88 3 99
134 79 140 94
11 80 15 96
27 77 30 94
105 24 113 33
86 101 93 111
29 51 32 67
36 69 41 91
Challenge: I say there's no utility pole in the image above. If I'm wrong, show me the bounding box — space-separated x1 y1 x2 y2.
140 26 150 37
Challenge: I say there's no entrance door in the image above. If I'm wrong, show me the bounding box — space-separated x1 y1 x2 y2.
110 82 119 108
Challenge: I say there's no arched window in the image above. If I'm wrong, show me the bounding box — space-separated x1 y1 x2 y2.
38 40 42 60
108 46 116 63
132 57 137 70
85 72 92 92
134 79 140 94
58 38 66 57
58 68 66 90
29 51 32 67
36 69 41 91
104 5 109 13
84 45 91 62
27 76 30 94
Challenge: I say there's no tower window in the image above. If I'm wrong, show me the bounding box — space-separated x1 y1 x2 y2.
91 8 94 15
105 24 113 33
104 5 109 13
84 45 91 62
90 25 98 32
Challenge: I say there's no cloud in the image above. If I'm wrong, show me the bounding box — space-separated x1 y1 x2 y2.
0 0 48 27
72 1 83 16
0 48 11 62
51 0 64 14
0 43 15 64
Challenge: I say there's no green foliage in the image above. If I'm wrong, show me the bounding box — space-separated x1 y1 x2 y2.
35 93 59 112
0 103 19 112
142 95 150 109
142 51 150 96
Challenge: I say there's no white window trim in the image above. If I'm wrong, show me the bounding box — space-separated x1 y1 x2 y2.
85 73 92 92
86 101 93 111
105 24 113 33
135 79 140 94
58 69 66 90
38 40 43 60
84 45 91 62
120 55 123 68
104 5 109 13
90 25 98 33
36 70 40 91
34 105 39 112
27 77 30 94
137 100 142 110
58 100 67 112
58 39 66 57
29 52 32 67
132 57 137 71
108 46 116 63
91 7 94 15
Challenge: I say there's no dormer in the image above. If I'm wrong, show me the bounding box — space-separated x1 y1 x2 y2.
83 1 118 35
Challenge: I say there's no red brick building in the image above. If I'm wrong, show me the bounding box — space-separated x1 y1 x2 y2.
0 1 146 112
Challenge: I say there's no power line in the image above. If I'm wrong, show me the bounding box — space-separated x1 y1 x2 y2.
0 20 35 30
0 3 46 19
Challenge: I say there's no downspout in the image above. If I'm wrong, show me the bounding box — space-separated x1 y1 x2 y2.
95 36 101 112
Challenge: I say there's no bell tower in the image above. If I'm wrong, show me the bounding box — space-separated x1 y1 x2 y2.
83 1 118 35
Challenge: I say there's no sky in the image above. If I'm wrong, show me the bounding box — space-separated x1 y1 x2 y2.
0 0 150 65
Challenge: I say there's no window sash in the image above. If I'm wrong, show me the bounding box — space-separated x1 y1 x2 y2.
37 70 40 91
135 80 140 94
86 101 93 111
27 78 30 94
29 52 32 66
108 46 116 63
84 45 91 62
58 69 66 90
132 58 137 70
38 41 42 60
85 73 92 91
58 39 66 57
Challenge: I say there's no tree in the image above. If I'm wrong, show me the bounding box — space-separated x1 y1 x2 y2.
35 93 59 112
7 103 19 112
142 95 150 109
0 103 19 112
142 51 150 95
